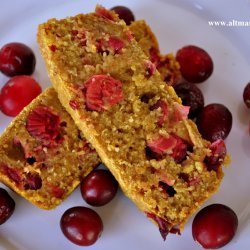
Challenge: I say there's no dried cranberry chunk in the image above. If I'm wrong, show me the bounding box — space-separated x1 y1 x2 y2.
72 30 87 47
69 100 80 110
108 37 125 54
96 37 125 54
13 136 29 158
179 173 200 186
84 75 123 111
171 136 188 163
149 47 161 66
95 5 115 21
49 45 57 52
170 225 181 235
1 164 22 186
172 102 190 123
47 183 65 198
145 60 156 78
24 172 42 190
146 212 180 240
146 212 170 240
147 135 176 154
1 164 42 190
205 139 226 171
147 135 188 163
26 106 61 142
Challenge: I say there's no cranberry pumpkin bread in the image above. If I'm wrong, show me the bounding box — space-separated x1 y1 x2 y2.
0 87 100 209
37 6 228 237
129 20 181 85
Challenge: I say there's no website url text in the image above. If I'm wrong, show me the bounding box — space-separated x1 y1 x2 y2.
208 20 250 27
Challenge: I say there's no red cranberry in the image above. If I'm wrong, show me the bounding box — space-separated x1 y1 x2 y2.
26 106 61 142
0 75 41 116
0 42 36 76
0 187 15 225
243 82 250 108
60 206 103 246
111 6 135 25
23 172 42 190
108 37 125 54
176 45 213 83
196 103 232 142
83 75 123 111
192 204 238 249
80 169 118 206
174 81 204 119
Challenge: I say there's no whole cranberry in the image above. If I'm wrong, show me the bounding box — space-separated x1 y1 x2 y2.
0 75 41 116
60 206 103 246
174 81 204 119
0 42 36 76
80 169 118 206
192 204 238 249
176 45 213 83
0 187 15 225
243 82 250 108
111 6 135 25
196 103 232 142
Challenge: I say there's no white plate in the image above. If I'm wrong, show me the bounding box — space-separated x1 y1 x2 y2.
0 0 250 249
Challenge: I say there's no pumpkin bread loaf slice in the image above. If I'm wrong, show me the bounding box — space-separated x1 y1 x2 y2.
0 87 100 209
37 6 228 237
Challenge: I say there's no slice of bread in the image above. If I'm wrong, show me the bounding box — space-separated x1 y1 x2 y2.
37 6 228 236
0 87 100 209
